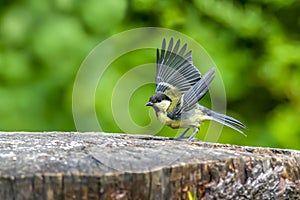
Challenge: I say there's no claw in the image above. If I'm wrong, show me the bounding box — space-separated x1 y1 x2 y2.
170 136 189 141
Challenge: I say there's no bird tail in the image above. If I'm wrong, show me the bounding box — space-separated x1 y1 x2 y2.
198 105 247 136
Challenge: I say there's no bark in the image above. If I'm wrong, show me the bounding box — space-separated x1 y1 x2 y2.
0 132 299 199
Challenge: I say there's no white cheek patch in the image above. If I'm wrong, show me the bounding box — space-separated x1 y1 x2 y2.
156 100 171 111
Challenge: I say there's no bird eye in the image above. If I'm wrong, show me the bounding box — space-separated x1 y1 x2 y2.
150 97 157 103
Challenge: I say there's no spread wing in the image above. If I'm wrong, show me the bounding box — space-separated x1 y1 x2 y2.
155 38 202 97
167 68 215 119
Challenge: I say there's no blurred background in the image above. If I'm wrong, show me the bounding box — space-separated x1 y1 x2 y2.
0 0 299 149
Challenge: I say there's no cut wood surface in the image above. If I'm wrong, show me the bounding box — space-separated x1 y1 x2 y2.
0 132 299 199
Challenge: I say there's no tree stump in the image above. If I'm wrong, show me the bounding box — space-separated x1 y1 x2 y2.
0 132 299 199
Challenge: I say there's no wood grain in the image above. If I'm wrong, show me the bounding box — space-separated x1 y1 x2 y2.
0 132 299 199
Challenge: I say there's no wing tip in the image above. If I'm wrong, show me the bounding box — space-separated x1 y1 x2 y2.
162 38 166 50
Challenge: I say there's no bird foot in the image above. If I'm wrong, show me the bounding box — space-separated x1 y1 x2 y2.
170 136 201 142
169 136 189 141
187 137 201 142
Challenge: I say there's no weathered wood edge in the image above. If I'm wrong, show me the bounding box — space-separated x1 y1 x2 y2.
0 132 299 199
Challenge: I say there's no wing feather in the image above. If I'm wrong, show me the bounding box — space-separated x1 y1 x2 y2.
167 68 215 119
181 68 215 112
155 38 202 95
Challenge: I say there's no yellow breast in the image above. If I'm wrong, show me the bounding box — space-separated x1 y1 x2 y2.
156 109 205 129
156 112 184 129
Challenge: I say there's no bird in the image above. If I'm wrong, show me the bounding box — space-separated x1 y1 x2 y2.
145 38 246 141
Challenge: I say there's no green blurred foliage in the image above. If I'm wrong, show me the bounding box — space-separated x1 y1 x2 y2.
0 0 299 149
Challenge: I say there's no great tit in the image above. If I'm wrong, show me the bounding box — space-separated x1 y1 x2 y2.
146 38 246 141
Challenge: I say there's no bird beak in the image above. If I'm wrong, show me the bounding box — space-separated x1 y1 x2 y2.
145 102 153 106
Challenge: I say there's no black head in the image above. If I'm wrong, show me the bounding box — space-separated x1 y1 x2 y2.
145 93 171 106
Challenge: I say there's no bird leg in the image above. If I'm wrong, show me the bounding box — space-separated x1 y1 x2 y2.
187 127 199 141
174 128 190 140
